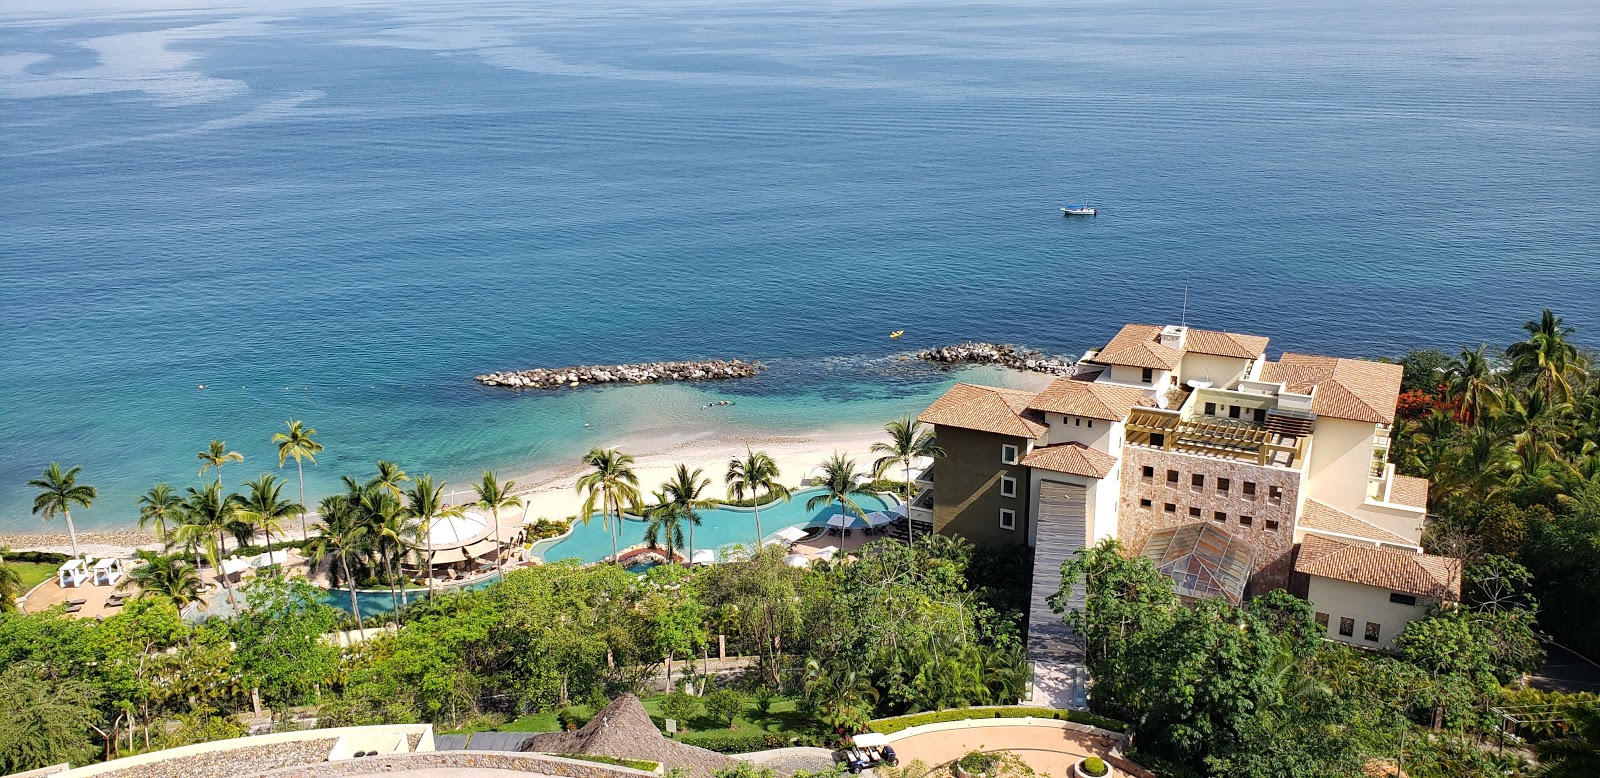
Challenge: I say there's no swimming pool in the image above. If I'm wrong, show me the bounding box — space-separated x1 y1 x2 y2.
533 488 896 564
320 578 497 619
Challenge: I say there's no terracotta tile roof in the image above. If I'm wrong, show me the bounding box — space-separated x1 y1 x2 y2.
1185 328 1270 359
1092 324 1183 370
1299 499 1417 548
918 383 1048 439
1295 534 1460 601
1027 378 1148 421
1388 475 1430 509
1021 442 1118 479
1260 353 1403 424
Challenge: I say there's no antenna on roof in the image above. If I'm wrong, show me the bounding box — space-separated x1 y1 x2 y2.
1181 285 1190 328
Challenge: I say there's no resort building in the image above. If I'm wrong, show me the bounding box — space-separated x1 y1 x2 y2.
916 323 1452 705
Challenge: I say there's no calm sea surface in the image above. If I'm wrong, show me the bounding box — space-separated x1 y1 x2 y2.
2 0 1597 531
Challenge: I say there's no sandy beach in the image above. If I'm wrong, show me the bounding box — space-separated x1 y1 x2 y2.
1 423 899 557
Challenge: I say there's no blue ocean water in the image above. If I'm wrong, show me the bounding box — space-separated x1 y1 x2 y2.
2 0 1597 531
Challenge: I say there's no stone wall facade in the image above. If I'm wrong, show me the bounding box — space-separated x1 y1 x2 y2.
1118 447 1304 592
91 740 337 778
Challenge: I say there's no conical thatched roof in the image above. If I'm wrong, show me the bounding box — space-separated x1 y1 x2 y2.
519 693 738 778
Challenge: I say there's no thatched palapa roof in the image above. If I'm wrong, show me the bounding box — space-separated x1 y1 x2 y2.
519 693 738 778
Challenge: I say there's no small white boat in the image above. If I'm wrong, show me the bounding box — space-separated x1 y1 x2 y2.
1061 204 1097 216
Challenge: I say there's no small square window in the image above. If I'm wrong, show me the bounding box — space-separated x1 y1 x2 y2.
1315 612 1330 629
1166 470 1179 484
1141 466 1155 482
999 509 1016 530
1364 622 1381 642
1216 477 1230 494
1229 405 1242 419
1339 617 1355 637
1001 444 1018 465
1214 511 1227 523
1141 367 1154 384
1189 507 1202 518
1191 473 1205 490
1389 593 1417 606
1268 485 1283 504
1238 515 1252 527
1164 503 1177 513
1263 518 1277 531
1087 419 1094 428
1242 481 1257 498
1139 498 1153 509
1000 476 1017 498
1074 417 1081 427
1204 402 1217 416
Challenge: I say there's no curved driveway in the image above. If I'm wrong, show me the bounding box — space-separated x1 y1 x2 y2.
888 723 1118 775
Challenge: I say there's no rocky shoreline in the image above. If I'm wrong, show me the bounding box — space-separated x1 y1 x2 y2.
476 359 763 389
916 342 1074 375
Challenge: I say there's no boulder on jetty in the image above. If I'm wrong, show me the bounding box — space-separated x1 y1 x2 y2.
916 342 1073 375
476 359 762 389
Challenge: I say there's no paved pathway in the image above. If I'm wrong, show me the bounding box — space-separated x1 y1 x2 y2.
743 746 837 774
889 724 1116 775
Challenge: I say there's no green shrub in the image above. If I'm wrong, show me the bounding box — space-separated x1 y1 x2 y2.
704 688 747 728
866 707 1126 734
0 550 67 565
659 691 699 726
527 519 570 541
1079 757 1108 777
753 686 777 716
557 707 590 731
677 731 774 753
956 751 999 774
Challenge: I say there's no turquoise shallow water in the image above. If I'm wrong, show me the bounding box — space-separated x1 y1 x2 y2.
2 0 1596 532
534 487 895 564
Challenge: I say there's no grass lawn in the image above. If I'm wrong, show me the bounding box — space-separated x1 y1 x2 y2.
445 694 811 738
11 562 56 591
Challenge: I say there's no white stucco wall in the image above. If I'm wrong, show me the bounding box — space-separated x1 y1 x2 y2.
1179 353 1255 389
1305 416 1378 515
1103 364 1169 389
1305 575 1433 650
1042 413 1122 454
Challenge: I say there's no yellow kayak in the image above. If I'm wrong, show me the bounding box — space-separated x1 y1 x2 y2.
890 330 905 339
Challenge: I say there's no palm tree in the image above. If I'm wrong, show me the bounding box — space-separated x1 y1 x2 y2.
661 465 712 564
1497 388 1577 467
120 550 202 608
1443 345 1501 425
871 416 945 542
196 439 243 489
361 485 415 614
137 484 181 544
370 460 409 499
643 491 687 564
404 475 463 596
172 482 240 610
307 503 370 618
271 421 323 541
28 463 95 561
1508 309 1589 402
575 448 643 564
1439 427 1517 507
805 454 874 533
1535 703 1600 777
473 471 522 581
234 474 300 552
726 448 791 549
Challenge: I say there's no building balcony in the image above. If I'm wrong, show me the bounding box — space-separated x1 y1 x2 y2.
913 463 935 489
1126 407 1307 468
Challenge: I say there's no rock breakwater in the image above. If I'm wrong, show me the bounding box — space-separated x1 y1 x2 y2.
916 342 1074 375
476 359 762 389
